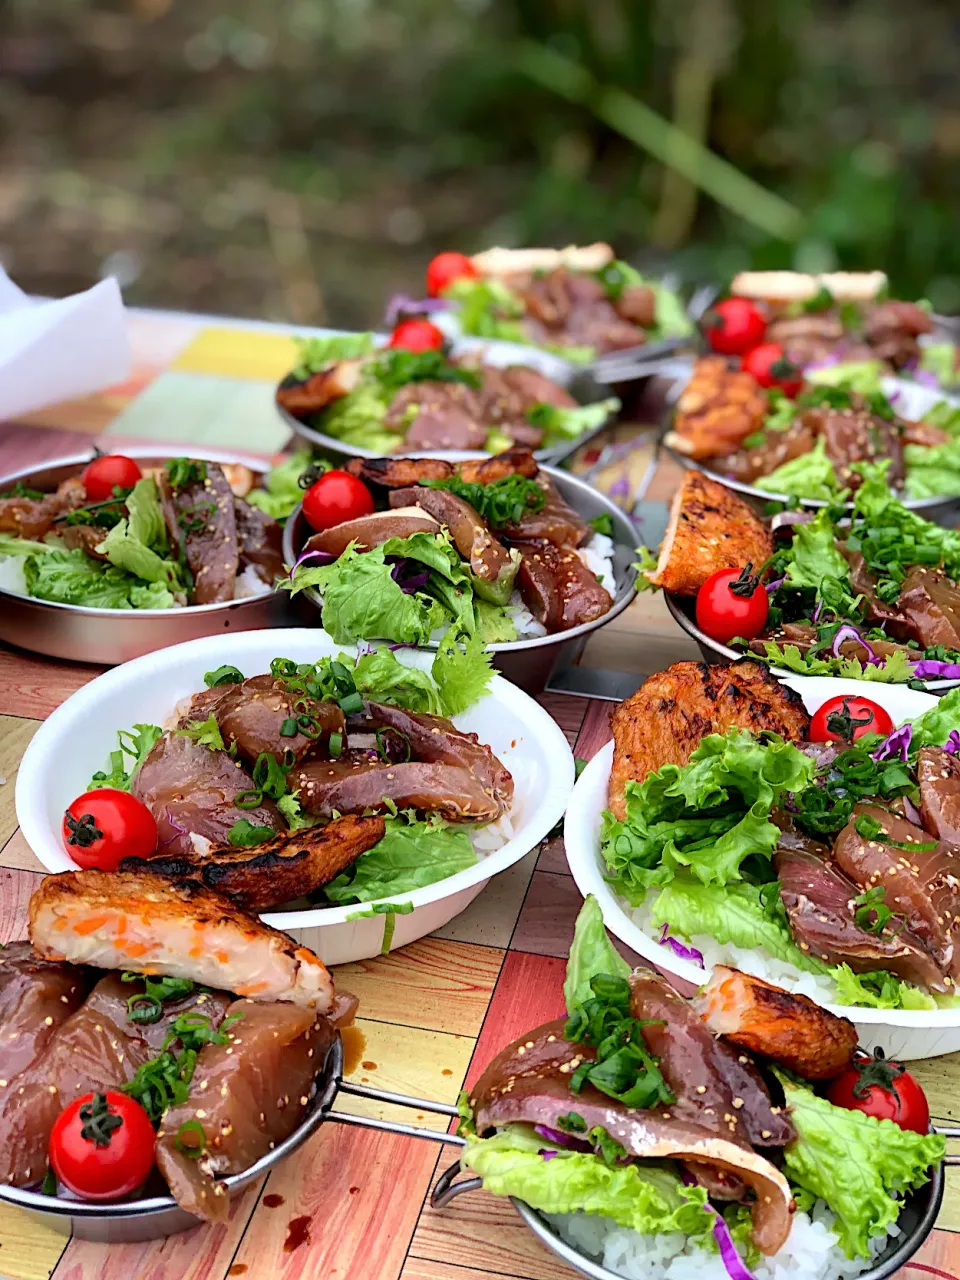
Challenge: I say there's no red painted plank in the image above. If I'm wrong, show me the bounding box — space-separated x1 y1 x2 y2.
573 701 612 761
464 951 567 1091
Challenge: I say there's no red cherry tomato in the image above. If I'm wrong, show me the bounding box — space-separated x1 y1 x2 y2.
808 694 895 745
704 298 767 356
62 789 158 871
50 1091 156 1201
301 470 375 533
388 317 445 352
426 251 478 298
741 342 804 397
827 1052 929 1135
80 455 143 502
695 566 769 645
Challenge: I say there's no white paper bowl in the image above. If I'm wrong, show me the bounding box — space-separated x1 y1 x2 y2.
564 676 960 1060
15 629 574 965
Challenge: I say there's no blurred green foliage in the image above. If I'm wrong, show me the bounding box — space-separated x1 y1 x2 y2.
0 0 958 323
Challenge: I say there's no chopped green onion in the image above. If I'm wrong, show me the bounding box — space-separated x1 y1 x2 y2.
279 717 299 738
234 789 265 810
175 1120 206 1159
339 692 364 716
204 665 244 688
328 731 343 758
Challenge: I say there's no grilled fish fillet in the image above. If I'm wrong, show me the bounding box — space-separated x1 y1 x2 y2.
29 871 334 1011
608 660 809 818
119 814 385 912
647 470 773 596
665 357 768 461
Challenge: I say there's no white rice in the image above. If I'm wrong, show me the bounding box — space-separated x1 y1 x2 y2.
547 1200 899 1280
625 895 843 1006
578 531 617 597
233 565 273 599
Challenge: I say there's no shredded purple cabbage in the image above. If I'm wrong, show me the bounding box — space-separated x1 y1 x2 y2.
383 294 453 326
913 368 942 390
910 659 960 680
811 599 823 625
712 1211 756 1280
657 923 705 967
389 558 430 594
534 1124 581 1149
831 624 877 662
158 811 188 848
902 795 921 824
290 548 335 578
765 577 785 595
945 730 960 756
539 1149 559 1162
872 723 912 762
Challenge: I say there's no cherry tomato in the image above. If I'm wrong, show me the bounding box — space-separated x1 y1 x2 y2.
387 317 445 352
81 455 143 502
741 342 803 397
426 251 478 298
695 565 769 645
827 1051 929 1135
704 298 767 356
62 789 158 871
50 1091 156 1201
301 470 375 533
808 695 894 744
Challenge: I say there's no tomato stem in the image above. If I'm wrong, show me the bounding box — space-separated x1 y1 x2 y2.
79 1092 123 1148
824 696 875 742
727 563 761 599
64 811 104 849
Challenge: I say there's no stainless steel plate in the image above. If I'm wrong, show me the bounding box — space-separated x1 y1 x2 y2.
281 463 639 694
0 446 298 666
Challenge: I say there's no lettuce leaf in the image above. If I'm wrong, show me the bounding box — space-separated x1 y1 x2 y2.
125 477 167 552
761 436 839 502
292 332 375 378
777 1072 944 1258
851 461 960 580
601 729 815 901
783 508 851 591
750 642 916 684
525 397 621 441
317 383 399 453
904 439 960 500
919 342 960 390
0 533 53 557
651 878 831 975
430 628 496 715
322 814 477 904
246 449 316 520
89 722 163 790
21 548 176 610
460 1126 713 1238
905 686 960 750
96 518 181 590
649 280 694 340
831 966 935 1010
563 894 630 1013
475 599 517 642
806 360 885 394
443 276 528 344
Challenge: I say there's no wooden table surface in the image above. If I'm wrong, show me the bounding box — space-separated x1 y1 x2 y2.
0 312 958 1280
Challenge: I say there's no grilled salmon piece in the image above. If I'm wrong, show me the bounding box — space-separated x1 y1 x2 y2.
120 814 385 912
156 1000 335 1222
608 660 809 818
345 455 456 488
697 965 858 1081
665 357 768 461
29 870 334 1011
458 448 539 484
647 471 772 596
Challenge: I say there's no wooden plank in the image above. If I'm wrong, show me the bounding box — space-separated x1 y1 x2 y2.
0 867 45 942
537 693 587 748
333 937 503 1037
402 1258 542 1280
465 951 567 1092
536 836 569 877
901 1227 960 1277
434 849 539 949
0 718 38 848
510 870 586 958
911 1053 960 1127
333 1018 474 1133
573 700 613 761
0 425 98 477
50 1181 263 1280
0 648 103 720
0 829 46 874
228 1125 437 1280
0 1202 68 1280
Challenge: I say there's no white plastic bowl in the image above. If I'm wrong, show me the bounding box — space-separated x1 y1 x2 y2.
563 676 960 1060
16 629 574 965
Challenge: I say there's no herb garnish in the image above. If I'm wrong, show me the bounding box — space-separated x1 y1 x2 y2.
588 513 614 537
852 885 905 937
204 665 244 688
369 348 480 398
166 458 207 488
227 818 275 847
175 1119 206 1159
564 973 674 1109
1 480 44 500
235 750 291 809
423 474 547 529
122 1010 241 1123
794 746 915 838
122 972 195 1024
556 1111 587 1133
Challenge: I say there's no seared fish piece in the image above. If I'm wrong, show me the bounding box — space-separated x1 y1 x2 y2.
158 462 239 605
697 965 858 1081
345 455 456 488
295 757 500 823
121 814 386 912
918 747 960 845
0 974 231 1187
0 942 91 1086
156 1001 335 1223
647 470 773 595
29 870 334 1010
469 1018 793 1256
665 357 768 462
608 660 809 819
388 486 517 586
458 448 539 485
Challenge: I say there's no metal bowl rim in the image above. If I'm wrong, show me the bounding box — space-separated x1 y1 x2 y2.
663 591 960 693
281 463 639 652
0 446 282 619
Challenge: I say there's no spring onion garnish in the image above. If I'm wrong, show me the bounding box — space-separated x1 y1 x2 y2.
175 1120 207 1159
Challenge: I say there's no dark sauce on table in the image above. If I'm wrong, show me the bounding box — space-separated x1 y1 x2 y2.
284 1215 312 1253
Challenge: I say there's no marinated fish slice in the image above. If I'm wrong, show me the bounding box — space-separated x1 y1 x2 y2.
294 757 501 823
513 539 612 631
0 942 91 1085
29 870 334 1010
833 803 960 982
132 731 281 856
159 463 239 604
647 470 773 595
120 814 386 912
184 674 345 767
275 360 363 416
500 476 589 549
469 1018 793 1256
0 476 87 540
774 845 947 992
608 660 809 819
697 965 858 1081
0 974 231 1187
388 486 516 586
155 1001 335 1223
918 746 960 844
362 702 513 812
628 970 794 1146
303 509 439 557
235 499 284 585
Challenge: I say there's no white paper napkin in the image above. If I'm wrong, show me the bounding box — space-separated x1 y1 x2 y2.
0 268 131 419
